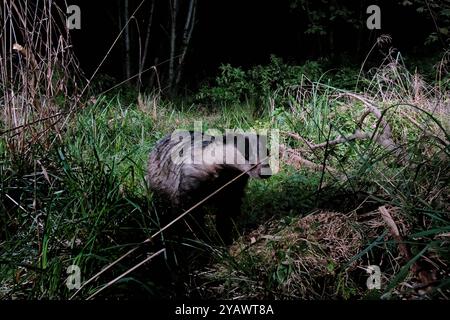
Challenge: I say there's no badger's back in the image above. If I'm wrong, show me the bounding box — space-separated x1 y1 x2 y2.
146 132 221 207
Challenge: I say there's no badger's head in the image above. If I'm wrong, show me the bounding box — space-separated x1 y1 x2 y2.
223 132 273 179
170 130 274 179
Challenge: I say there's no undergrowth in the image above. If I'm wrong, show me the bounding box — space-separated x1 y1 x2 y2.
1 56 449 300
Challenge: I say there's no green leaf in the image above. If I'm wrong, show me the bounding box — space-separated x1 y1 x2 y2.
439 28 449 35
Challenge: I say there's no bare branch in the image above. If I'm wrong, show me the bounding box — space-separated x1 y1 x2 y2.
342 92 398 152
283 130 371 151
280 144 337 173
309 130 371 150
379 206 436 288
284 131 314 149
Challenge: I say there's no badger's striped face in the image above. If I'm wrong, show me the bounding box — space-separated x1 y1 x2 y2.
169 131 273 178
231 133 272 178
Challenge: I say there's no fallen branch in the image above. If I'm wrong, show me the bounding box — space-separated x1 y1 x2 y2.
280 144 337 173
379 206 436 290
284 92 402 157
342 92 398 153
284 129 372 151
309 130 371 150
284 131 314 150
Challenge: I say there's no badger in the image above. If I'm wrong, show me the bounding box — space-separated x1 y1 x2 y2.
146 130 271 244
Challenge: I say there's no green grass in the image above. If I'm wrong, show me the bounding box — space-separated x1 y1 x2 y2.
1 61 449 300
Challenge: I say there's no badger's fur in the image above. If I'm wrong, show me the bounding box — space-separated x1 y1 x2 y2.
146 131 271 244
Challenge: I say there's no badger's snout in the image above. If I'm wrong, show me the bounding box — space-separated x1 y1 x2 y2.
259 163 272 178
246 161 272 179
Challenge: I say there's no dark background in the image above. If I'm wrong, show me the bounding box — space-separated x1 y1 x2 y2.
66 0 445 90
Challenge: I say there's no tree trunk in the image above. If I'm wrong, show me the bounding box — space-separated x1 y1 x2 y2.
175 0 197 87
168 0 178 94
139 0 155 88
123 0 131 80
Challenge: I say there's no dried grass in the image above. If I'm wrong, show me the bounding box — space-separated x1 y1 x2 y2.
0 0 84 157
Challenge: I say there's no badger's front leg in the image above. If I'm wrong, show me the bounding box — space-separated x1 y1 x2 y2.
216 201 241 245
215 176 248 245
